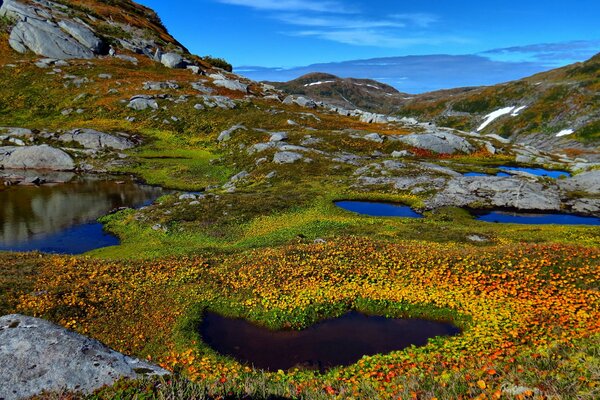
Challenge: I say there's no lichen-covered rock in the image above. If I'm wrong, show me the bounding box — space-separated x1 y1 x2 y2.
128 96 159 111
274 151 304 164
558 170 600 194
0 145 74 170
426 176 561 211
59 129 135 151
160 52 185 68
0 314 168 400
394 132 475 154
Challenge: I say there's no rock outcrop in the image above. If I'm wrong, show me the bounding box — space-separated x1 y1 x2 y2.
0 314 168 400
426 176 561 211
0 0 105 59
59 129 135 151
394 132 475 154
0 145 74 170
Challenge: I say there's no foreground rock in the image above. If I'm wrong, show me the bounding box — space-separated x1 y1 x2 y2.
0 315 169 400
0 145 74 170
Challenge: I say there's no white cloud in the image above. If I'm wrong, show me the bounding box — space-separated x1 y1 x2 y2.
216 0 350 13
277 14 406 29
290 30 468 48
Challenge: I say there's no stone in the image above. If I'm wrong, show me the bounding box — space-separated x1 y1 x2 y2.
160 52 185 68
230 170 249 182
270 132 288 142
178 193 197 200
0 145 74 170
0 314 168 400
274 151 303 164
392 150 413 158
558 170 600 194
115 54 138 64
57 19 104 53
128 96 158 111
426 176 561 211
394 132 475 154
9 19 94 59
364 133 384 143
143 81 179 90
360 113 389 124
59 129 135 151
191 82 213 94
218 124 246 142
212 78 248 93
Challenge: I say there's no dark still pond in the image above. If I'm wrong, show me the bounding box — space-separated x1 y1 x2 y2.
335 201 423 218
475 210 600 225
0 175 164 254
200 311 460 372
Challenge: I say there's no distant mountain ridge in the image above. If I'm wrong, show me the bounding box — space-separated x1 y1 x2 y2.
266 72 409 114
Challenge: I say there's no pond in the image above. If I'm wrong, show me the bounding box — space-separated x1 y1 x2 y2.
200 311 460 372
464 167 571 179
0 175 164 254
474 210 600 225
335 201 423 218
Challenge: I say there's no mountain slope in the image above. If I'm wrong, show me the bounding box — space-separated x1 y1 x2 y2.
397 53 600 150
267 72 410 114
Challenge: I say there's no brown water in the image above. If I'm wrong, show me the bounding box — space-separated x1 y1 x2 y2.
200 311 460 372
0 175 163 254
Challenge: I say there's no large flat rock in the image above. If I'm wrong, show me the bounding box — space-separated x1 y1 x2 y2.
0 314 169 400
0 145 75 170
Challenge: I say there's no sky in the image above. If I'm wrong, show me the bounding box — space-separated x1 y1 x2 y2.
137 0 600 92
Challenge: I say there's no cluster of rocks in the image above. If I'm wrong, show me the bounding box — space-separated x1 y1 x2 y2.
0 127 138 172
0 314 168 400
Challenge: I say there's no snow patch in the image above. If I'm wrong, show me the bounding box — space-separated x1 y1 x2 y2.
304 80 335 87
511 106 527 116
556 129 574 137
477 107 515 131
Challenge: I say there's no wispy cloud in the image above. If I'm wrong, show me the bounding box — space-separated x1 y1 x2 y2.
216 0 351 13
214 0 452 49
290 30 468 48
483 40 600 64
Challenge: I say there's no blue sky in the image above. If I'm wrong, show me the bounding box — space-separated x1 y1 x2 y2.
137 0 600 92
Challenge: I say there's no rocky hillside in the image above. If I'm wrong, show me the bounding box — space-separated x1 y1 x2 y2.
267 72 409 114
397 53 600 153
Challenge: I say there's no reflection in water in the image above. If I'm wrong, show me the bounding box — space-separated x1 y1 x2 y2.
0 176 163 254
201 311 460 372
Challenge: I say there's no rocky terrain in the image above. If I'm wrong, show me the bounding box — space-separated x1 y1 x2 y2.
0 314 168 400
0 0 599 399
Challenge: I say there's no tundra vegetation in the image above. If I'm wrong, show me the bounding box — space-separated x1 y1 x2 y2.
0 0 598 399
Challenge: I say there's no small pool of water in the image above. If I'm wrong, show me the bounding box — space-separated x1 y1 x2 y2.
474 211 600 225
0 175 164 254
335 201 423 218
498 166 571 178
464 167 571 179
200 311 460 372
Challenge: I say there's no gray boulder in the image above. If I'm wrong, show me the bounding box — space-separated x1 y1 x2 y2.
160 52 185 68
218 124 246 142
364 133 384 143
0 145 74 170
143 81 180 90
9 19 94 59
274 151 304 164
59 129 135 151
128 96 158 111
212 78 248 93
558 170 600 194
270 132 288 142
0 314 168 400
57 19 104 53
426 176 561 211
394 132 475 154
